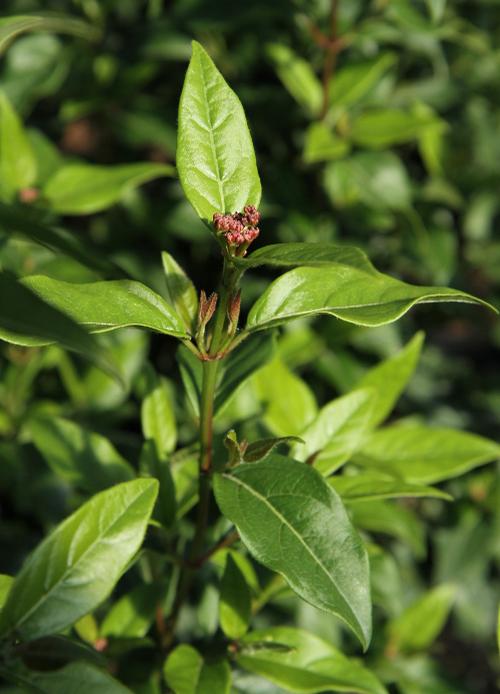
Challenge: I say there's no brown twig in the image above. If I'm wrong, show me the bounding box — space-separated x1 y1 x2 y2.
320 0 340 120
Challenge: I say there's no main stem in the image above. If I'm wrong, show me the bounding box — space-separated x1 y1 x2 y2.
163 259 238 649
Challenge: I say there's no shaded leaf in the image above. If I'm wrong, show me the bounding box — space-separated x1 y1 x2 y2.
349 500 425 557
162 251 198 332
219 554 251 639
0 14 99 55
23 661 133 693
0 91 36 200
163 644 231 694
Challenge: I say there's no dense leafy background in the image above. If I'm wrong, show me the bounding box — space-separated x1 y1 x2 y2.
0 1 499 693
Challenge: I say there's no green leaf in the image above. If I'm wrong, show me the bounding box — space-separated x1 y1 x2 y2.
14 634 105 670
348 500 425 557
177 344 203 416
16 275 189 339
357 424 500 483
266 43 322 116
246 262 495 332
43 162 174 215
252 358 318 437
214 456 372 649
351 109 440 149
0 15 100 55
0 91 37 200
141 366 177 457
330 472 452 502
238 627 387 694
235 242 373 270
29 416 134 493
161 251 198 332
163 644 231 694
0 272 117 378
0 574 12 610
291 389 376 475
0 478 158 641
101 582 167 639
329 54 396 109
177 41 261 221
23 661 133 693
243 436 304 463
303 122 350 164
355 332 424 428
323 152 411 210
387 584 457 653
219 554 251 639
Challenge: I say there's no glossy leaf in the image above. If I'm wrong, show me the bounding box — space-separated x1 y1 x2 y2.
214 456 372 648
357 424 500 483
266 43 322 116
330 472 452 502
235 242 373 270
238 627 387 694
24 661 133 693
17 275 189 339
0 91 37 200
252 358 318 437
141 366 177 457
0 15 99 55
0 272 117 377
44 162 174 215
219 553 251 639
355 332 424 428
0 479 158 640
162 251 198 332
177 41 260 221
246 263 495 332
291 389 376 475
387 584 457 653
29 416 134 493
163 644 231 694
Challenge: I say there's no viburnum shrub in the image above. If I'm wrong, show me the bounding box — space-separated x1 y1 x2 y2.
0 41 498 693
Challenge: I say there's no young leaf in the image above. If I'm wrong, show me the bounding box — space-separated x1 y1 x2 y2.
161 251 198 331
266 43 323 116
330 472 452 502
238 627 387 694
246 264 495 332
141 366 177 457
355 332 424 429
219 554 251 639
0 91 37 200
163 644 231 694
29 416 134 493
357 424 500 483
0 479 158 641
291 388 376 475
177 41 261 221
17 275 189 339
387 584 457 654
252 358 318 437
214 456 372 649
243 436 303 463
0 272 117 378
43 162 174 215
22 661 133 693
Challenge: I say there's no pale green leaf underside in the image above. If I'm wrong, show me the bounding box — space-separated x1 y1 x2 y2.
0 479 158 640
214 457 371 649
2 275 189 343
177 41 261 220
234 243 373 270
247 264 496 331
239 627 387 694
44 162 174 215
357 425 500 484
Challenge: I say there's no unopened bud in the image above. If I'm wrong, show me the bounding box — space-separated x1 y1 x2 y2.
227 290 241 328
198 290 218 327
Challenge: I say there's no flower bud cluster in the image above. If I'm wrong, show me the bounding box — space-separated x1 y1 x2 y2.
213 205 260 249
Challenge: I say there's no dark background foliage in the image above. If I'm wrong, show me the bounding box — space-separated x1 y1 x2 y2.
0 1 499 692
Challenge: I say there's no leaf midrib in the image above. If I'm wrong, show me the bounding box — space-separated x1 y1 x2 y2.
5 484 152 634
222 472 358 630
199 54 225 212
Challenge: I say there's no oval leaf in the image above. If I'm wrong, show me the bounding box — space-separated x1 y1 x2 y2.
247 264 495 331
163 644 231 694
213 456 372 649
0 479 158 641
177 41 261 221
